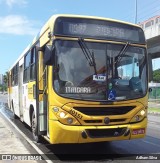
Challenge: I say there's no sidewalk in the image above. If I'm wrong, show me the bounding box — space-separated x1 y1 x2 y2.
0 112 39 162
148 100 160 107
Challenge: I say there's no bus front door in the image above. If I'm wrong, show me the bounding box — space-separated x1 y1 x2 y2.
36 49 47 136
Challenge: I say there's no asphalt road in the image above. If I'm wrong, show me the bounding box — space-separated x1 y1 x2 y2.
0 94 160 162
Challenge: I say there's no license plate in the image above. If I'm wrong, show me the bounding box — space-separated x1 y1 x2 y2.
132 128 145 135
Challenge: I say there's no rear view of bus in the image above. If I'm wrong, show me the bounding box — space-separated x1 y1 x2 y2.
8 14 148 144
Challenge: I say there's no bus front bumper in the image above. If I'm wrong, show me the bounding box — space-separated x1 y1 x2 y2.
49 118 147 144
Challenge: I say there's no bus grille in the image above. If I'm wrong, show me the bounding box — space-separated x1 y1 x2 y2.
73 106 135 116
84 119 126 123
86 128 127 138
84 120 102 123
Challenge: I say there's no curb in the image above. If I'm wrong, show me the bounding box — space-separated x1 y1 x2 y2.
148 112 160 116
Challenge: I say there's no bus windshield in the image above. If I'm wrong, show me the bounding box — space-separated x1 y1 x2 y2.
53 40 147 101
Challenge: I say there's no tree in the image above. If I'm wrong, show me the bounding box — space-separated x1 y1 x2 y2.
153 69 160 83
3 72 8 85
2 72 8 92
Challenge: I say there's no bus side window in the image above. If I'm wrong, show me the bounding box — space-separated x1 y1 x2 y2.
30 48 36 80
11 68 15 86
24 52 31 83
15 64 19 85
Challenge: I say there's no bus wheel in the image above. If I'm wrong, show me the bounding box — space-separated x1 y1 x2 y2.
31 111 40 143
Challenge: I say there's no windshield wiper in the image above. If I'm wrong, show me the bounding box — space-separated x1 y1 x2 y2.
115 42 130 64
78 38 97 75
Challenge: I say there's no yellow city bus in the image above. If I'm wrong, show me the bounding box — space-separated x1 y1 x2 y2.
8 14 148 144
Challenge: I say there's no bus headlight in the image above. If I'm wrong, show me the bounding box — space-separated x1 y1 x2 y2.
140 110 145 116
130 109 146 123
52 107 80 125
59 112 66 118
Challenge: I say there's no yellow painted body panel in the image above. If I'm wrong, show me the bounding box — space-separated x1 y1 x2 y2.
28 81 36 100
8 87 12 94
49 118 147 144
8 71 12 94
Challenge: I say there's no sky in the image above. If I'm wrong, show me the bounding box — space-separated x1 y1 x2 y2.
0 0 160 74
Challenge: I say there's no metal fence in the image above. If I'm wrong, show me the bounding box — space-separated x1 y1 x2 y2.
149 87 160 101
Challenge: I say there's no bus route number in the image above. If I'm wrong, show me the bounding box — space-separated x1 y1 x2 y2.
69 109 83 119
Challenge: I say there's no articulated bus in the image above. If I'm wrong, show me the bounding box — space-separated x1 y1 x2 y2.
8 14 148 144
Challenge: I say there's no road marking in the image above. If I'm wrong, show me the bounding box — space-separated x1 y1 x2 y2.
0 110 53 163
142 140 160 148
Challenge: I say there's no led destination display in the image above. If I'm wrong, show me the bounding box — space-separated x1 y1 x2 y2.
54 17 145 43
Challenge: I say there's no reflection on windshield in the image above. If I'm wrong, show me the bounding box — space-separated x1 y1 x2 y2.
53 40 147 101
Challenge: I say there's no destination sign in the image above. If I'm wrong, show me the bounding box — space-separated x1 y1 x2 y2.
66 23 127 39
54 17 145 44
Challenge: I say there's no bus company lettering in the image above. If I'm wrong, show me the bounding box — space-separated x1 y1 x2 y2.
65 87 91 93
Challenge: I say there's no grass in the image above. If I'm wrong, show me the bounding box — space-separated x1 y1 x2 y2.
148 108 160 113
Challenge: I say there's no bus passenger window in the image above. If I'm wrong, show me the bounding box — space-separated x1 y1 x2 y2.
14 64 19 85
30 48 36 80
11 68 15 86
24 52 31 83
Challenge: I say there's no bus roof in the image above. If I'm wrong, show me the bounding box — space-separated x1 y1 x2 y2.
48 14 142 29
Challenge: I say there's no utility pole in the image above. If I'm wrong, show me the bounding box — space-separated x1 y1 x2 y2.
135 0 138 24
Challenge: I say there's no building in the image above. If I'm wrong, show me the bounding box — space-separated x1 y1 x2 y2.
0 74 3 85
139 15 160 82
139 15 160 39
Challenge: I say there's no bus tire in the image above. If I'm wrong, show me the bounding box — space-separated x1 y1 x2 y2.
31 111 40 143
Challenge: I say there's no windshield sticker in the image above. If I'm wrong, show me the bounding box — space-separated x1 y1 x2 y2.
93 74 106 82
65 87 91 94
108 90 116 100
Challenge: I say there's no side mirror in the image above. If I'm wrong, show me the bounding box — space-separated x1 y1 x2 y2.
36 45 55 65
44 45 55 65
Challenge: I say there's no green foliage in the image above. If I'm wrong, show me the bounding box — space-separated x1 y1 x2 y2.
0 86 3 91
3 72 8 85
148 108 160 113
0 72 8 92
153 69 160 83
0 85 7 92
